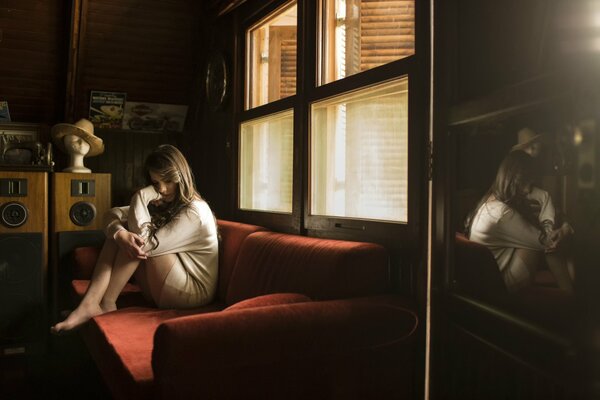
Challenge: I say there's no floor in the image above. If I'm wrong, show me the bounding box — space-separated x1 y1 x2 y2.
0 334 110 400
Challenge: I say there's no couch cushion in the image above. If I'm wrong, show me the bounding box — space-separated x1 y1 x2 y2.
224 293 311 311
72 280 152 308
215 219 268 301
454 233 508 301
226 232 390 305
152 295 418 400
83 305 225 400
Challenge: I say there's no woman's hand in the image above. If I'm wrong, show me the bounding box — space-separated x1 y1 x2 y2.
150 197 167 207
545 222 574 252
114 229 147 259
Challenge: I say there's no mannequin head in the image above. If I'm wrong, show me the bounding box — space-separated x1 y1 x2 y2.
50 118 105 173
63 134 91 173
512 128 542 158
64 134 91 156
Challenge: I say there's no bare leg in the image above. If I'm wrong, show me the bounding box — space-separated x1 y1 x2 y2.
137 254 178 307
513 248 541 288
99 249 143 311
134 264 154 304
545 252 574 293
51 240 141 333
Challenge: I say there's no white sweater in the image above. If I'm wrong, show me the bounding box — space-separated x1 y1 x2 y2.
469 198 544 291
104 185 219 302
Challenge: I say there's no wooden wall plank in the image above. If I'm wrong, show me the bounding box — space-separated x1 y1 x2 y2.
73 0 198 120
0 0 68 123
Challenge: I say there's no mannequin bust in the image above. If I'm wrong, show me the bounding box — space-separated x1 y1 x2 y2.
63 134 91 173
50 118 104 173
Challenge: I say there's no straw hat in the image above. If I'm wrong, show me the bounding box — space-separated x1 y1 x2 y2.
51 118 105 157
512 127 542 151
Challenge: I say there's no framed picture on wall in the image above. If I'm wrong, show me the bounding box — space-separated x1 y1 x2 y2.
0 101 11 122
122 102 188 133
0 123 47 166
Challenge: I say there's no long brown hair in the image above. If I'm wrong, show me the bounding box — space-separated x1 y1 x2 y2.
145 144 201 230
465 150 539 237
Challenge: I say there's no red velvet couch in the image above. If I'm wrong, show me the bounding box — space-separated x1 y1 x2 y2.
454 233 576 335
67 220 419 400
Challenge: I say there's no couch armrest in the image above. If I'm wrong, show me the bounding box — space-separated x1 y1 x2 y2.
152 297 418 400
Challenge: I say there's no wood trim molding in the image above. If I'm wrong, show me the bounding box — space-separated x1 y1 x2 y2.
65 0 89 122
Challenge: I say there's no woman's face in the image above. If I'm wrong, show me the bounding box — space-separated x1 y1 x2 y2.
518 180 533 196
149 171 178 203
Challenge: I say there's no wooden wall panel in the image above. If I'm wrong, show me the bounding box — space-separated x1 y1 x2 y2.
60 0 203 206
73 0 200 119
0 0 68 123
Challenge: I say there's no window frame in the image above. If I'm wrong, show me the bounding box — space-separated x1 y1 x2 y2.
232 0 428 246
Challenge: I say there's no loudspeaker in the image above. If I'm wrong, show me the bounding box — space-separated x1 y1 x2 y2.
0 171 47 356
50 173 111 321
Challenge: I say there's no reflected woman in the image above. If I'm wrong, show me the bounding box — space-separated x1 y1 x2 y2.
465 150 574 293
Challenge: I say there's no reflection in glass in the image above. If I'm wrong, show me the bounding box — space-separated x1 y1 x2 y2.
310 77 408 222
465 150 574 293
450 111 599 335
318 0 415 85
239 110 294 213
246 2 297 109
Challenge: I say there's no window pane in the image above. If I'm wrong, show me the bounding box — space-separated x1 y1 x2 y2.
240 110 294 213
319 0 415 85
246 2 297 109
311 77 408 222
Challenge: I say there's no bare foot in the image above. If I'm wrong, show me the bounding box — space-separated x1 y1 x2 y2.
50 302 105 334
100 300 117 313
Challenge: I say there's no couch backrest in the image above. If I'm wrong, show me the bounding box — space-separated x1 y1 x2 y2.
216 219 268 301
225 231 391 305
454 233 507 300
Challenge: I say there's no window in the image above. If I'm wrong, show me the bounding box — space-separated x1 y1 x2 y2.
318 0 415 85
246 2 298 109
239 110 294 213
311 77 408 222
236 0 421 238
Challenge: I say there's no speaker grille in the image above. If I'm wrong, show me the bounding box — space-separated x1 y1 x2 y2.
0 234 43 344
0 237 38 284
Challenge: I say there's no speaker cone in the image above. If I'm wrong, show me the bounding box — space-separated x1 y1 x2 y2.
0 202 28 228
69 201 97 227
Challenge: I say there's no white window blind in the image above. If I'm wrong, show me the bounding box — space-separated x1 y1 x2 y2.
311 77 409 222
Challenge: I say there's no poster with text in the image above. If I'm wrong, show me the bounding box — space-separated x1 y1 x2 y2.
89 91 127 129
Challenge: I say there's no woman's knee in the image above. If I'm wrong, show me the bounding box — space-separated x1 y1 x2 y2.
514 249 542 274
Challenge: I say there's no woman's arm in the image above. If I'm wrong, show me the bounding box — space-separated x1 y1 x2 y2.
497 208 545 250
127 185 162 239
528 186 555 226
104 206 129 239
103 205 147 259
126 185 211 256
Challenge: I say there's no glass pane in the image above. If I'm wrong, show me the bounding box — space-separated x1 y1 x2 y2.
246 2 297 109
310 77 408 222
239 110 294 213
319 0 415 85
